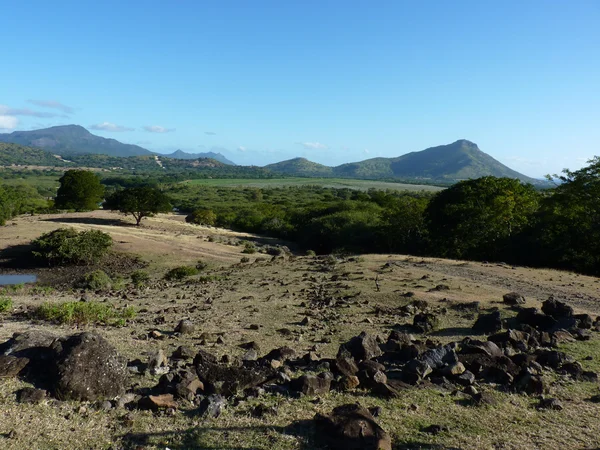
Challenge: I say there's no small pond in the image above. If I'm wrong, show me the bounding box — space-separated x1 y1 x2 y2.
0 274 37 285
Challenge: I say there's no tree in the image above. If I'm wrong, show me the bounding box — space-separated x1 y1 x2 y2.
532 157 600 274
103 187 172 225
425 177 540 261
185 208 217 226
55 170 104 211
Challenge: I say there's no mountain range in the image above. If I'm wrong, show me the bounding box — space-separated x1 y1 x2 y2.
0 125 234 165
0 125 540 184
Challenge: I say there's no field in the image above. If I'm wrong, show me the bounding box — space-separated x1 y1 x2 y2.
0 211 599 449
181 177 445 192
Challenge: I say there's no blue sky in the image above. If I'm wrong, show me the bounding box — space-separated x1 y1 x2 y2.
1 1 599 177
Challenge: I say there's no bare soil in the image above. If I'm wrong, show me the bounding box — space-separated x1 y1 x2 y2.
1 210 600 449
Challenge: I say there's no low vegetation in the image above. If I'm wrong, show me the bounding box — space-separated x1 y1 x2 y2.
78 270 112 290
164 265 199 281
0 296 13 313
31 228 113 266
32 301 135 325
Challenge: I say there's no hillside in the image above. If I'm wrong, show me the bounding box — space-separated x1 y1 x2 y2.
0 142 69 167
163 149 235 165
0 125 153 157
267 140 540 184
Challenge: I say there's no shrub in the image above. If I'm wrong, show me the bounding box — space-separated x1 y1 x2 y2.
241 241 256 254
131 270 150 287
195 260 208 271
78 270 112 290
164 266 198 281
32 228 113 266
33 301 135 325
306 250 316 257
265 246 283 256
240 256 250 263
186 209 217 226
0 296 13 313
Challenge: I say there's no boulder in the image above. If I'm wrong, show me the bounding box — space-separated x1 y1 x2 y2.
315 403 392 450
197 394 227 418
338 332 382 362
503 292 526 306
516 308 557 331
541 298 573 319
53 332 128 401
174 319 195 334
460 339 503 358
413 313 439 333
138 394 177 410
0 355 29 378
291 374 331 396
472 311 502 334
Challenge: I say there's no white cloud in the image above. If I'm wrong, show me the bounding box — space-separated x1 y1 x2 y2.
299 141 328 150
27 99 74 114
0 115 18 130
143 125 175 133
237 146 247 152
363 148 370 154
89 122 134 132
0 104 64 118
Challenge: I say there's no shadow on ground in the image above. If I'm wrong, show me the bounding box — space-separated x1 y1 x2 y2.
42 217 130 227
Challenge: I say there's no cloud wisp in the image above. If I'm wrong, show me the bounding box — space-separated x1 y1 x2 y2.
144 125 175 133
298 141 328 150
89 122 134 132
204 131 216 135
0 104 65 118
27 99 74 114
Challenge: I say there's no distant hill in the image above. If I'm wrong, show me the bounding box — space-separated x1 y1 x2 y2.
0 125 152 157
163 149 235 165
267 140 540 184
0 142 69 167
265 157 333 176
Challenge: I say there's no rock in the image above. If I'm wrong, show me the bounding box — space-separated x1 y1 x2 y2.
16 387 46 404
0 355 29 378
339 375 360 391
413 313 439 333
338 332 383 362
291 374 331 395
535 350 572 369
574 314 593 329
174 319 195 334
251 403 278 418
422 424 450 435
262 346 296 362
172 346 195 360
147 349 168 373
174 372 205 399
53 332 128 401
516 308 557 331
472 311 502 334
538 397 563 410
334 355 359 377
300 316 311 326
194 349 275 396
315 403 392 450
443 362 466 376
242 349 258 361
460 339 503 357
541 298 573 319
503 292 526 306
197 394 226 418
514 370 546 395
216 336 225 345
572 329 592 341
456 371 476 386
472 391 497 407
116 393 138 409
149 330 164 340
138 394 177 410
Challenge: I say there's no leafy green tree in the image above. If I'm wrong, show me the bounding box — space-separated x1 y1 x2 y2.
185 208 217 226
55 170 104 211
379 195 429 254
425 177 540 260
103 186 172 225
533 157 600 274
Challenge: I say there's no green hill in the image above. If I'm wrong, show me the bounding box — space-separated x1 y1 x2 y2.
0 142 69 166
264 157 333 177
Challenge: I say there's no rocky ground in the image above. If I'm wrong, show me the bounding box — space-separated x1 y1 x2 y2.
1 211 600 449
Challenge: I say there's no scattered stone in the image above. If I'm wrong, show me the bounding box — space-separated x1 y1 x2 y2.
242 349 258 361
216 336 225 345
172 346 195 360
422 424 450 435
138 394 177 410
315 403 392 450
291 374 331 396
338 332 383 362
197 394 227 418
339 375 360 390
503 292 526 306
541 298 573 319
16 387 46 404
472 311 502 334
413 313 439 333
175 319 195 334
538 397 563 410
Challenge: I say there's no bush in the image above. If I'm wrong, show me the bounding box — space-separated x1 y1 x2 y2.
241 241 256 254
78 270 112 290
33 301 135 325
186 209 217 226
131 270 150 287
265 246 283 256
164 266 198 281
195 260 208 271
0 296 13 313
240 256 250 263
306 250 316 257
32 228 113 266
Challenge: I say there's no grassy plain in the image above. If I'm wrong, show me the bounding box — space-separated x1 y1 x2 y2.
0 211 599 449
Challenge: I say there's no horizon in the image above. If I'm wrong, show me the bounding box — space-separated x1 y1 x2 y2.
1 1 599 177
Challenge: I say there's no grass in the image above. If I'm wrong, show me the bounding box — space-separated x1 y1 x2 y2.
0 296 13 313
181 177 445 192
32 301 135 326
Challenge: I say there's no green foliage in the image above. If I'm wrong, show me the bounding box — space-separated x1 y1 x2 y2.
130 270 150 287
305 250 316 256
164 266 198 281
33 301 135 325
242 241 257 254
425 177 540 260
186 208 217 226
55 170 104 211
78 270 112 290
103 186 172 225
0 182 50 225
240 256 250 263
31 228 113 266
0 296 13 313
